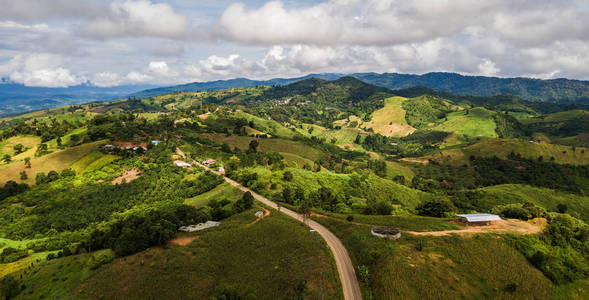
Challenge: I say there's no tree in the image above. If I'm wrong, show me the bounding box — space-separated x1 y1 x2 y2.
248 140 259 153
557 203 568 214
233 191 254 213
24 157 31 168
56 137 62 147
35 143 49 157
282 187 294 204
0 274 21 299
283 171 293 181
19 171 27 180
415 198 454 217
13 143 24 154
298 202 311 223
2 154 11 163
221 142 231 153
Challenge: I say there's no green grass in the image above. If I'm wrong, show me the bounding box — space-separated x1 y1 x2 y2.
0 141 105 185
234 111 299 138
314 217 556 299
314 213 461 232
184 182 243 207
74 210 342 300
0 135 41 162
69 151 105 174
236 166 431 210
424 138 589 166
83 154 120 173
432 107 498 137
197 133 325 161
477 184 589 222
13 250 115 300
365 96 415 137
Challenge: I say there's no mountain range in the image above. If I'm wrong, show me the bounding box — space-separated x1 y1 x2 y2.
2 72 589 117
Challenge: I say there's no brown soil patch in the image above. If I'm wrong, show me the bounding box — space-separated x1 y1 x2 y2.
198 113 210 120
169 236 199 246
111 169 142 185
400 158 430 164
407 218 546 237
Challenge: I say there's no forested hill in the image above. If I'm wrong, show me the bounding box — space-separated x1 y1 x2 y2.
132 72 589 103
353 72 589 103
129 73 343 98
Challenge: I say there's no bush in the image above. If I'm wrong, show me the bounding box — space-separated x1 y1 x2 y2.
0 275 21 299
415 199 454 217
0 247 28 263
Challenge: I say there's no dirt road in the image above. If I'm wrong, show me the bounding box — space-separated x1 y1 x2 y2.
406 218 545 236
193 157 362 300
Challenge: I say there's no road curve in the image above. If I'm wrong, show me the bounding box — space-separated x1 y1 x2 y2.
193 159 362 300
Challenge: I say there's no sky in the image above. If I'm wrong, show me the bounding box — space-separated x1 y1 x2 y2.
0 0 588 87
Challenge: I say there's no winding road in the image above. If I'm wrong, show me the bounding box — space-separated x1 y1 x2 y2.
183 150 362 300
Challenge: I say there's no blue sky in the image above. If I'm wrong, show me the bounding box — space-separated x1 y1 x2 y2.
0 0 588 87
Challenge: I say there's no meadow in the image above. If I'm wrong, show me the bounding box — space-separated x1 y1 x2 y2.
74 210 342 300
313 216 560 299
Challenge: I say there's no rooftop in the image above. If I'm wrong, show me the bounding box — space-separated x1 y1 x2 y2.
456 213 501 222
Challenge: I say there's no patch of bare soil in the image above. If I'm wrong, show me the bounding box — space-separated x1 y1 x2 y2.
197 113 210 120
400 157 430 164
111 169 142 185
169 236 199 246
407 218 546 237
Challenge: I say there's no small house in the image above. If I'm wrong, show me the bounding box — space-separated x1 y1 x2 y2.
151 140 162 145
217 167 225 174
456 213 501 226
203 159 216 165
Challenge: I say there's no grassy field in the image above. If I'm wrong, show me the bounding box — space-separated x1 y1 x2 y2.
313 213 462 232
234 111 300 138
385 160 415 181
0 135 41 162
477 184 589 222
304 124 364 150
364 96 415 137
197 133 325 162
237 166 431 210
0 141 105 185
184 182 243 207
12 250 115 300
424 138 589 166
74 210 342 300
432 107 498 138
314 217 557 299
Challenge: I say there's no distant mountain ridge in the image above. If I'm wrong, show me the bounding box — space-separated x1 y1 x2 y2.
131 72 589 104
0 83 157 117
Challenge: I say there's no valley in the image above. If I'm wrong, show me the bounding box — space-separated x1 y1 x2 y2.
0 76 588 299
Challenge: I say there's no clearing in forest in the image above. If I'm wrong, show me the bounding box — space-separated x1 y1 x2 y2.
364 96 416 137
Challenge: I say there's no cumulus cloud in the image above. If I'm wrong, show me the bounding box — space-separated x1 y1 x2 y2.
0 53 85 87
80 0 190 39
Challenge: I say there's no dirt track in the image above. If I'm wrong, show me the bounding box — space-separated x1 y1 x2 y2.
407 218 546 236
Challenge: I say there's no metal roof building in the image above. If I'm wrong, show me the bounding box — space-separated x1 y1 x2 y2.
456 213 501 224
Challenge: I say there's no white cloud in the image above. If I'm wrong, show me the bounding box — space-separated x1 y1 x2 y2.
0 0 106 20
477 59 500 76
0 53 85 87
80 0 190 39
153 44 184 57
0 21 48 31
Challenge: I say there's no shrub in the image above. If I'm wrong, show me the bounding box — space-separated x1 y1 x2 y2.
415 199 454 217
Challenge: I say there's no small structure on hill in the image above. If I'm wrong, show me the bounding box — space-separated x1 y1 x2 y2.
371 226 401 240
174 160 191 168
202 159 216 165
152 140 162 145
255 211 264 218
456 213 501 226
217 167 225 174
179 221 220 232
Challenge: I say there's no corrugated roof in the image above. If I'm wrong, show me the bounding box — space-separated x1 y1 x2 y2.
456 213 501 222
